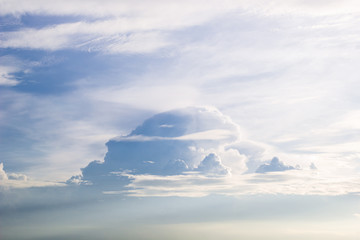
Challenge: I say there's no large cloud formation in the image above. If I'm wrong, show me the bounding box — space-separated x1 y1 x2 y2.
70 107 308 192
70 107 243 186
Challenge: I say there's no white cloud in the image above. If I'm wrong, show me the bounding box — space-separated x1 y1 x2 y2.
84 84 200 112
116 172 230 197
227 141 276 173
327 110 360 132
0 162 61 189
0 66 20 86
67 107 360 197
152 9 360 163
0 0 239 18
0 163 8 181
111 129 237 142
0 56 23 86
296 142 360 154
195 153 230 175
7 172 27 181
2 102 359 198
119 168 360 197
0 21 171 53
4 0 360 54
0 0 243 53
2 0 360 18
1 0 360 198
310 162 317 170
75 107 244 185
0 55 55 86
0 89 130 181
256 157 297 173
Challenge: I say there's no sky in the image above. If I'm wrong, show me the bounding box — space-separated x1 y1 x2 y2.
1 0 360 239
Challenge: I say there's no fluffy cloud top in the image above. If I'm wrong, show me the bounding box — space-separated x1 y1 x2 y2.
0 163 8 181
126 107 240 140
73 107 240 186
0 162 61 189
255 157 296 173
60 107 360 197
195 153 229 175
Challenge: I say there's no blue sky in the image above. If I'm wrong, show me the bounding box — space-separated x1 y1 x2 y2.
1 0 360 239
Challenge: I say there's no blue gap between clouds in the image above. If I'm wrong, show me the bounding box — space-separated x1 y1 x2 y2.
0 48 155 95
0 14 87 32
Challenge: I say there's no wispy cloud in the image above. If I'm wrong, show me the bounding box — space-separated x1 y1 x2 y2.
0 21 171 53
4 0 360 54
0 56 23 86
3 0 360 17
119 168 360 197
0 0 243 53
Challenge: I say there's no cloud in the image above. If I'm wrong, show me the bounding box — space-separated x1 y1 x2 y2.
69 107 359 198
0 56 23 86
72 107 242 186
7 173 28 181
0 0 242 53
2 102 359 198
195 153 230 175
227 141 275 173
255 157 297 173
71 107 356 198
0 162 62 189
2 0 360 18
0 24 170 53
113 168 360 197
310 162 317 170
6 0 358 54
0 0 239 18
0 55 53 86
0 66 20 86
0 163 8 180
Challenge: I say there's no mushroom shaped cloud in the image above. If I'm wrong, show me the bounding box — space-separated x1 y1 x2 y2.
71 107 241 186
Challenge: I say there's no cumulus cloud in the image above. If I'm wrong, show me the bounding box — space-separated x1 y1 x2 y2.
71 107 242 186
63 107 360 197
7 173 28 181
0 162 61 189
310 162 317 170
0 162 28 187
255 157 296 173
0 163 8 181
195 153 229 175
227 141 275 173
